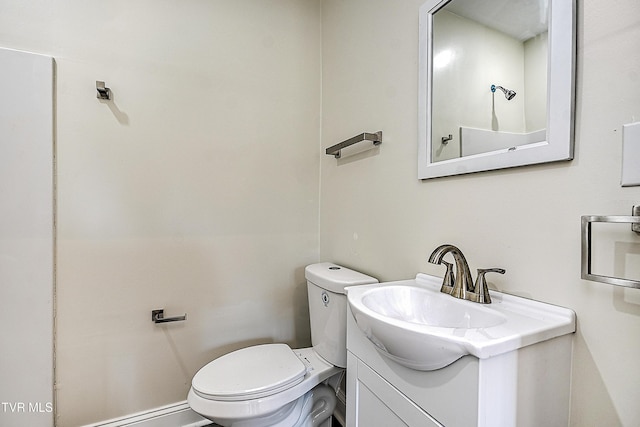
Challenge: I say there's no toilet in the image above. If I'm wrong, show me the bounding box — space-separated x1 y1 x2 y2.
187 263 377 427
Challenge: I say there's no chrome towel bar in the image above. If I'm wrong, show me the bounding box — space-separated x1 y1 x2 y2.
152 309 186 324
325 131 382 159
581 206 640 288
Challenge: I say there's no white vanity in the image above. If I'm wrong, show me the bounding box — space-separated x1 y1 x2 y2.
345 274 575 427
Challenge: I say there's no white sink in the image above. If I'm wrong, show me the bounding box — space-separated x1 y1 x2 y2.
361 285 507 329
347 274 575 371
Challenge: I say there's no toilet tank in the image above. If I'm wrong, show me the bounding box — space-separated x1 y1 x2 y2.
305 263 377 368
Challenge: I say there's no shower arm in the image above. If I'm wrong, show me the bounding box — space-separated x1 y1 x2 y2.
491 84 507 94
491 84 516 100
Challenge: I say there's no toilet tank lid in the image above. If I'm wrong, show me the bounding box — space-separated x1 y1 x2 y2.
305 263 378 294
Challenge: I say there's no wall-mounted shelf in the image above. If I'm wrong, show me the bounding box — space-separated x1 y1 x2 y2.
325 131 382 159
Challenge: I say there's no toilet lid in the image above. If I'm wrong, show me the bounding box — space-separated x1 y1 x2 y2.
192 343 307 401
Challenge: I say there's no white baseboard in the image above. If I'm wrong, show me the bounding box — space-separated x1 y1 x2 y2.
82 401 210 427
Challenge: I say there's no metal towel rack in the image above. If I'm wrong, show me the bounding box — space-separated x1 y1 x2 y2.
152 309 187 324
325 131 382 159
581 205 640 288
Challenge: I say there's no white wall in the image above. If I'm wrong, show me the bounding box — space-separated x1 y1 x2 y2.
1 0 639 425
0 1 321 426
524 32 548 132
0 47 54 427
320 1 640 426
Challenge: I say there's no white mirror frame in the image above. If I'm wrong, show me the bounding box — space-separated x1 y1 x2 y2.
418 0 576 179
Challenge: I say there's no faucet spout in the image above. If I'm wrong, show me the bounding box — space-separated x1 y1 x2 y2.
428 244 474 300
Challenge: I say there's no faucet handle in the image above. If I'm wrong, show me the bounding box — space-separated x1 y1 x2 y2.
470 268 505 304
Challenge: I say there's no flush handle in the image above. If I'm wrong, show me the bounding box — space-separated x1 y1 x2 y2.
321 291 330 307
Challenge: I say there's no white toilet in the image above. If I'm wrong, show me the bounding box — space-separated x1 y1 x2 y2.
187 263 377 427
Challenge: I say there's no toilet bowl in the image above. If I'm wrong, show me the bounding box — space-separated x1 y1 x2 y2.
187 263 378 427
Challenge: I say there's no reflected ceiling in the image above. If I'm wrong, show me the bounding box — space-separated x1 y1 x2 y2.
443 0 548 41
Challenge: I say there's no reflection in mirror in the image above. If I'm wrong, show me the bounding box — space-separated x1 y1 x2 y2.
432 0 548 162
418 0 575 179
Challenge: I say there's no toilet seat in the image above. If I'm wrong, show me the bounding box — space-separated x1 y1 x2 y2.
192 344 307 401
188 346 342 424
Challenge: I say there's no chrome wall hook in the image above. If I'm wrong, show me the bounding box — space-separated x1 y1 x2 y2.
96 81 111 100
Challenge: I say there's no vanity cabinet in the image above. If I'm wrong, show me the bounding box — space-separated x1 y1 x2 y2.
346 305 573 427
348 352 441 427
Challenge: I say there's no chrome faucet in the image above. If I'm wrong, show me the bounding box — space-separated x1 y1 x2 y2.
428 244 474 300
428 244 505 304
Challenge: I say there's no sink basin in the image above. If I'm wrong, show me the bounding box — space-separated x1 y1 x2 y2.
347 274 575 371
361 285 506 329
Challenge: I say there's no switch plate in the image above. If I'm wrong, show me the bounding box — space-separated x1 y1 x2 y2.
622 122 640 186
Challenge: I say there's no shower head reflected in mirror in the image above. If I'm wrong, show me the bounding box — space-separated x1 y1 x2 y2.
491 84 516 100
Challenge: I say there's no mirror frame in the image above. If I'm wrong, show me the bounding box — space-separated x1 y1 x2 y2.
418 0 576 179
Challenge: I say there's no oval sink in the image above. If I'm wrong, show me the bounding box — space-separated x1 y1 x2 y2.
362 285 506 329
347 274 575 371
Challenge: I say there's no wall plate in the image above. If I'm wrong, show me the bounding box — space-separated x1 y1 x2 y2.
622 122 640 186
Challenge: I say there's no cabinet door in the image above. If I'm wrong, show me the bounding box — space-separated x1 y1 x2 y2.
357 383 410 427
352 359 442 427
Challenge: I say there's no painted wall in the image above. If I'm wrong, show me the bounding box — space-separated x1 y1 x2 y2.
524 32 548 132
1 0 639 425
320 1 640 426
0 47 54 426
0 1 321 425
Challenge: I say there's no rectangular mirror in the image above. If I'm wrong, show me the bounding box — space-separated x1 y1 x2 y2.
418 0 576 179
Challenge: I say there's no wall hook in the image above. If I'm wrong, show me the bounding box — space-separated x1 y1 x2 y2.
441 134 453 145
96 81 111 100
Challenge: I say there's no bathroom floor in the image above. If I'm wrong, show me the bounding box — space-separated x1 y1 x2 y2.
201 415 342 426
